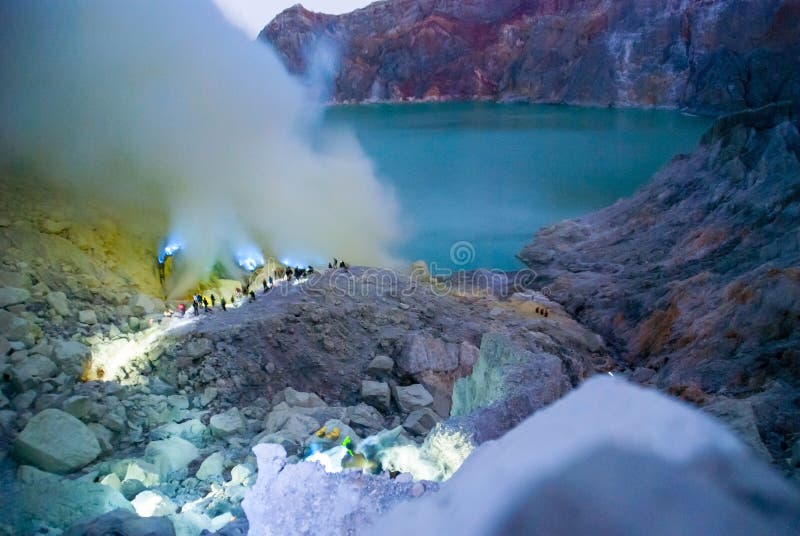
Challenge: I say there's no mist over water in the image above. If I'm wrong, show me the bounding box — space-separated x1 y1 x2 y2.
0 0 401 296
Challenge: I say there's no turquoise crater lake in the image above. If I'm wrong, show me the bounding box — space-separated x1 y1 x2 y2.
322 103 711 271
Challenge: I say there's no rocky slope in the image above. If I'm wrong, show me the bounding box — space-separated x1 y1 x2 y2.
0 173 612 534
260 0 800 114
519 102 800 468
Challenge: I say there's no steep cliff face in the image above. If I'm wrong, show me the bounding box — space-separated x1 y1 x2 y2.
260 0 800 114
518 102 800 463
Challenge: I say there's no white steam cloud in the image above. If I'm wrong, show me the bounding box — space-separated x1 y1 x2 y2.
0 0 401 296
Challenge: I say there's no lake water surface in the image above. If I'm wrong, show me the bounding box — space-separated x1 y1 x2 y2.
323 103 711 271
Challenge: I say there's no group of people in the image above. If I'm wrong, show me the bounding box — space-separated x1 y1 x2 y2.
327 258 349 271
172 258 352 320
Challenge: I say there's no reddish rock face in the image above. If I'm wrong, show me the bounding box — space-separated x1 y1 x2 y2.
260 0 799 114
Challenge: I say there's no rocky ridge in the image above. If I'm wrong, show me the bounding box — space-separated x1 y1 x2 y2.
261 0 800 114
519 102 800 470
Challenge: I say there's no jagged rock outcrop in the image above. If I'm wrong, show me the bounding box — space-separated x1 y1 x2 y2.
518 102 800 466
260 0 800 114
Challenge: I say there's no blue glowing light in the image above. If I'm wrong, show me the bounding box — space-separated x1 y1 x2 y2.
158 240 183 263
236 247 265 272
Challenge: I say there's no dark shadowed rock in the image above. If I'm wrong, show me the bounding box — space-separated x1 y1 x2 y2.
519 102 800 464
261 0 800 114
65 508 175 536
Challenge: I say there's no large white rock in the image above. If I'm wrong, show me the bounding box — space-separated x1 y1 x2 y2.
14 408 101 473
131 489 177 517
144 436 199 477
0 286 30 307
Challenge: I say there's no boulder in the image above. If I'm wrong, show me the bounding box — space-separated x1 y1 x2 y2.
360 380 390 412
131 490 177 517
196 451 225 481
209 407 246 437
62 395 93 419
279 387 327 408
64 508 175 536
14 408 101 473
144 437 199 477
123 459 161 488
129 294 164 315
78 309 98 325
230 463 255 486
0 286 30 308
150 418 207 446
15 468 134 532
403 408 441 436
46 291 70 316
200 386 218 407
366 355 394 377
397 333 459 374
88 423 114 455
11 354 58 390
346 403 385 433
0 309 34 342
184 337 213 359
52 340 91 374
394 384 434 413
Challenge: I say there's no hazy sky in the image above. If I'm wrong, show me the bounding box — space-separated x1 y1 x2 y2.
214 0 372 37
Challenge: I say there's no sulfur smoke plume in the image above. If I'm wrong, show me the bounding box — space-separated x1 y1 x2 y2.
0 0 401 296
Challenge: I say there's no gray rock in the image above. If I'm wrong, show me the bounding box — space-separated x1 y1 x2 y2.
45 291 71 317
63 508 175 536
14 408 101 473
144 437 199 477
366 355 394 376
0 286 30 307
397 333 459 374
62 395 92 419
11 354 57 390
360 380 390 412
346 403 385 433
0 309 33 342
403 408 441 436
184 338 213 358
210 407 246 437
52 340 91 374
280 387 327 408
394 384 434 413
78 309 98 325
88 423 114 454
15 469 134 532
196 451 225 481
200 386 218 407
